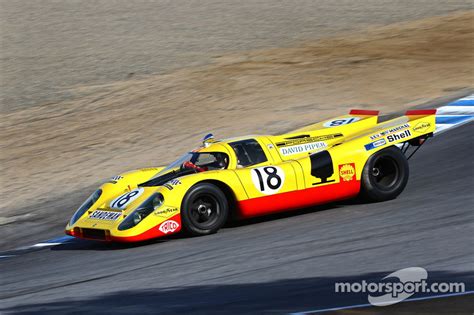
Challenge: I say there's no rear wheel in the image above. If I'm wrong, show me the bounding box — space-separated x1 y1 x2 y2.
360 146 409 202
181 183 229 236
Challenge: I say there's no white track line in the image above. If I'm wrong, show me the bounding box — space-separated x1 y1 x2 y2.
434 94 474 134
32 242 67 248
436 106 474 115
31 236 75 248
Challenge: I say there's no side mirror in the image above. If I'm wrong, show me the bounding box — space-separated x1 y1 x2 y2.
202 133 215 147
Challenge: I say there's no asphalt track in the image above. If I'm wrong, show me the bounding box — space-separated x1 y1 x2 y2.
1 122 473 313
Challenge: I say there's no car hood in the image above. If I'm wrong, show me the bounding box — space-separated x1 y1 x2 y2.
139 168 196 187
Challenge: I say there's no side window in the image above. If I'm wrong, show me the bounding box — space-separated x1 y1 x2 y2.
194 153 229 170
229 139 268 167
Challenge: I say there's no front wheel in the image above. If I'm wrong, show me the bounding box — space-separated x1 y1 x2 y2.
181 183 229 236
360 146 409 202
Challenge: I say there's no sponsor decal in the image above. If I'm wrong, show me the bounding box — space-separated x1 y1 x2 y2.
364 138 387 151
154 207 179 218
386 130 411 143
339 163 356 182
413 122 431 133
323 117 360 128
168 179 181 186
89 210 122 221
251 166 285 195
280 141 327 156
370 124 410 140
109 188 144 210
275 134 343 147
159 220 179 234
163 184 173 191
162 179 181 190
106 175 124 184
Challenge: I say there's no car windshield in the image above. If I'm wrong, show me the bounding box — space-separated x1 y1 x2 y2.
140 151 229 187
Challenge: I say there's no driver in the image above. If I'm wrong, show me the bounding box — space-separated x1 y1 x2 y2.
182 153 228 172
214 153 228 169
182 161 207 172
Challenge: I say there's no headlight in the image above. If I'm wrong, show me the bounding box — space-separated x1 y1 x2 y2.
118 193 164 231
132 212 143 225
70 189 102 225
151 193 164 208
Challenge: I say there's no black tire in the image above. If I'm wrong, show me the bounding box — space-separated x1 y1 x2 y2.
181 183 229 236
360 146 409 202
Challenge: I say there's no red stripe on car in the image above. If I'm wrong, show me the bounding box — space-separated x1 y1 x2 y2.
237 180 360 218
349 109 379 116
405 109 437 115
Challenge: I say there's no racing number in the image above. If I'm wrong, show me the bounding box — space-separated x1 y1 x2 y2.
251 166 285 195
112 190 139 208
323 117 360 127
254 167 281 190
110 188 144 210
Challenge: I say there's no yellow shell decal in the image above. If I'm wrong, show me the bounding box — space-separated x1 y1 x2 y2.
339 163 356 182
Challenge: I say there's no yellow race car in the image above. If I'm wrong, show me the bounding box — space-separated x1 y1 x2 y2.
65 109 436 242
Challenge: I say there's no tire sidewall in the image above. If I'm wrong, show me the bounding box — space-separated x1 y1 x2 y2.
361 146 409 202
181 183 229 236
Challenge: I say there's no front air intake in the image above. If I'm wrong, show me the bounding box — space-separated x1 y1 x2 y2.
81 228 107 240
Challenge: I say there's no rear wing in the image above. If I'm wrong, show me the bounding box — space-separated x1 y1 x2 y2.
362 109 436 153
270 108 435 161
404 109 436 139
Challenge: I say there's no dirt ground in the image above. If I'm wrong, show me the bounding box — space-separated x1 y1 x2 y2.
1 0 472 112
0 11 473 234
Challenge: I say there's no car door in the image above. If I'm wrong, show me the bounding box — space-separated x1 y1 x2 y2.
228 138 299 217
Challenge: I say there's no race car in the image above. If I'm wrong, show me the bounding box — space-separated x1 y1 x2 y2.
65 109 436 242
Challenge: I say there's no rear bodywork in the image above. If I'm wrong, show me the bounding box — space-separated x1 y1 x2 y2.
65 109 436 242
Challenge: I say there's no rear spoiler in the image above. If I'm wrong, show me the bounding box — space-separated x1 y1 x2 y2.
404 109 437 135
405 109 437 116
360 108 436 154
350 109 379 116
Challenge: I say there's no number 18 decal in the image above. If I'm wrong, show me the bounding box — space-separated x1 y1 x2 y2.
110 188 144 210
251 166 285 195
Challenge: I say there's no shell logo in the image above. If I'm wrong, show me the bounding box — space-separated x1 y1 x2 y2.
339 163 356 181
